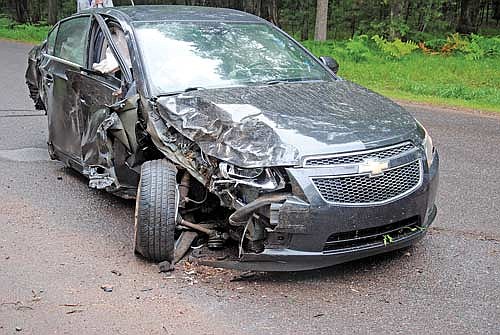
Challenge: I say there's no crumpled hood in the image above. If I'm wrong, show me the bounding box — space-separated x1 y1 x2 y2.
156 81 419 167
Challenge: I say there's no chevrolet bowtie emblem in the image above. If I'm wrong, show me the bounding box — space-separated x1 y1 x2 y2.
358 159 389 177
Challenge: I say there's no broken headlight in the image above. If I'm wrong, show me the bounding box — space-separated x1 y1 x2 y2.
219 163 284 190
220 163 264 179
418 122 435 168
423 132 434 168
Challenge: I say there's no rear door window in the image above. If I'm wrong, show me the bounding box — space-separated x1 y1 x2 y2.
54 16 91 66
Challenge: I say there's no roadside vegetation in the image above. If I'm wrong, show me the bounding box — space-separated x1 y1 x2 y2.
303 34 500 112
0 17 49 43
0 4 499 112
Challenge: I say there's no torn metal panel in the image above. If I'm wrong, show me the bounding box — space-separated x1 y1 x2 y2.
25 45 41 88
66 70 140 196
145 100 213 185
26 45 45 111
83 98 141 197
82 111 119 187
155 81 419 168
108 92 140 153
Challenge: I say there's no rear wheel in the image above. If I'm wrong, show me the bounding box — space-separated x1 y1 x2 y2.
134 160 178 262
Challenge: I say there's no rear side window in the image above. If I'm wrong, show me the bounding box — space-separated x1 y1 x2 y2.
54 16 91 66
46 25 59 55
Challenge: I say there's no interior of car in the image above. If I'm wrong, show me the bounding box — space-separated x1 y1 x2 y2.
91 20 132 82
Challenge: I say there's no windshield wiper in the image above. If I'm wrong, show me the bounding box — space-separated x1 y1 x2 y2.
156 87 206 97
262 78 324 85
263 79 289 85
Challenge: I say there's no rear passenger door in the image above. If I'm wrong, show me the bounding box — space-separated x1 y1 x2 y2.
40 15 91 168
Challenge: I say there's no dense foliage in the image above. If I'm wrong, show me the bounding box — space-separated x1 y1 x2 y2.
0 0 499 39
302 37 500 112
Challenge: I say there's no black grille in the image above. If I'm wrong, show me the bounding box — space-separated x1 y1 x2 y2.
323 216 421 252
304 143 414 166
312 160 421 204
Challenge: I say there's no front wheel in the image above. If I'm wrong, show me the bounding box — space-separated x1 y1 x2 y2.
134 160 178 262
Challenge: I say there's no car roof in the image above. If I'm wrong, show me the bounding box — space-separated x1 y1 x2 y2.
93 5 263 23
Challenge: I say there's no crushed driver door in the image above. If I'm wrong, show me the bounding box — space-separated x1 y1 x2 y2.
65 13 137 196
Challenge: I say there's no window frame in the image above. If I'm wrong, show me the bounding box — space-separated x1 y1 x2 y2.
45 24 59 56
91 14 133 84
53 15 92 67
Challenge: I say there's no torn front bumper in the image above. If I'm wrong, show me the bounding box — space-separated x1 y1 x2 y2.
204 151 439 272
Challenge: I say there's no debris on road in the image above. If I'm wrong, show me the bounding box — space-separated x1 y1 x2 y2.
158 261 175 273
100 284 113 292
230 271 256 282
31 289 42 302
66 309 84 315
60 303 83 307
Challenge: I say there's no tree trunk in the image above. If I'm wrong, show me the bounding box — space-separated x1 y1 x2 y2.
457 0 481 33
48 0 58 25
404 1 412 24
494 0 500 25
301 13 309 40
12 0 29 23
30 0 41 23
314 0 328 40
270 0 279 26
389 0 403 38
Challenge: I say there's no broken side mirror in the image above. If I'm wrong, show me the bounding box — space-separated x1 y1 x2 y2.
320 56 339 74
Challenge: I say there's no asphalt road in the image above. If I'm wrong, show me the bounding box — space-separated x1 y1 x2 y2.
0 40 499 335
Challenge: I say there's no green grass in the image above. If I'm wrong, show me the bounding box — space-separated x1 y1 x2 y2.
303 40 500 112
0 17 50 44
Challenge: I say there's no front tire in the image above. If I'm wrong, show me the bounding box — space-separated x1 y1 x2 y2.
134 160 178 262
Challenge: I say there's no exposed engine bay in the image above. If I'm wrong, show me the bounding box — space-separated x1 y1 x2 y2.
76 89 298 266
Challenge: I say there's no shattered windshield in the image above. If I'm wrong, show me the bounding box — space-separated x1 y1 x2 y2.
133 21 333 94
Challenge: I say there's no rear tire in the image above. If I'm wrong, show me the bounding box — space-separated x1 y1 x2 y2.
134 160 178 262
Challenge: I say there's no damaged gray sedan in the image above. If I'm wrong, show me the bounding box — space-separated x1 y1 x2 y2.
26 5 439 271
